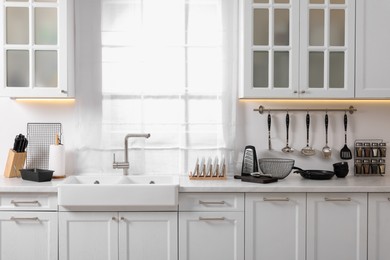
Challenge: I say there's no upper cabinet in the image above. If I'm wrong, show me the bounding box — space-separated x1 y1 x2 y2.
355 0 390 98
0 0 74 98
239 0 355 98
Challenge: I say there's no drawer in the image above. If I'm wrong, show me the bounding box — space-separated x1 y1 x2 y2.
0 193 57 211
179 193 244 212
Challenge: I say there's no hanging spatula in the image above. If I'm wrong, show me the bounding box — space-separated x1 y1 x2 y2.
340 113 352 160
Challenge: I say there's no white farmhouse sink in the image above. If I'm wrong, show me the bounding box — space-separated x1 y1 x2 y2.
58 175 179 210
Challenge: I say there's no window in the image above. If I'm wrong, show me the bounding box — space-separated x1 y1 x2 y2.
75 0 238 175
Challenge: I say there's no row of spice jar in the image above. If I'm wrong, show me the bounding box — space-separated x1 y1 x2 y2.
355 142 386 158
355 159 386 175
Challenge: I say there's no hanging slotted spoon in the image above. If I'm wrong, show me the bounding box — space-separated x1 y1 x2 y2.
322 113 332 158
340 113 352 160
301 113 315 156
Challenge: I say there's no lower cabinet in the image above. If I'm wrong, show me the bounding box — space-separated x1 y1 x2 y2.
179 193 244 260
0 211 58 260
368 193 390 260
307 193 367 260
245 193 306 260
59 211 177 260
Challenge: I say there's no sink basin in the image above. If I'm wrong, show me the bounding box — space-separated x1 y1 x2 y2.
58 175 179 210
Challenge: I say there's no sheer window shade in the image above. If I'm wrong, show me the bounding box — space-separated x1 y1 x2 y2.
75 0 238 175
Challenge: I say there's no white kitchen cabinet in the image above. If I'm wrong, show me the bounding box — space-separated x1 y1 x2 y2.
368 193 390 260
118 212 177 260
355 0 390 98
239 0 355 98
307 193 367 260
245 193 306 260
0 0 74 97
179 193 244 260
0 192 58 260
0 211 58 260
59 211 177 260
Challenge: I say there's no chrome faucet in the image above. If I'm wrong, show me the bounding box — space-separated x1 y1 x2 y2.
113 133 151 175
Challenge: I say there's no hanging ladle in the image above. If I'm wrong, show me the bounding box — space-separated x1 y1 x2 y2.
282 112 294 153
301 112 316 156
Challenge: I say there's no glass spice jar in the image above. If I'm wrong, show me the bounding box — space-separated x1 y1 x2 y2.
363 143 372 157
355 159 362 175
379 143 387 157
355 142 363 157
371 143 379 157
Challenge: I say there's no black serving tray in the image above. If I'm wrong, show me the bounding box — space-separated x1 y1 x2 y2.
20 168 54 182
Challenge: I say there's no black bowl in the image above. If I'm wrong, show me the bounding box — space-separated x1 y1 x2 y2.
333 162 349 178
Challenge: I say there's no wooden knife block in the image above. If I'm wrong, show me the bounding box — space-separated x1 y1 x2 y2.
4 150 27 178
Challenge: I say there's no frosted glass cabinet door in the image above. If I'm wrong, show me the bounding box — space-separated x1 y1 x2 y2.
240 0 355 98
300 0 355 98
240 0 300 98
0 0 74 97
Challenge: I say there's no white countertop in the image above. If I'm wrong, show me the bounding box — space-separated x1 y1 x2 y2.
0 176 62 192
2 174 390 193
179 174 390 193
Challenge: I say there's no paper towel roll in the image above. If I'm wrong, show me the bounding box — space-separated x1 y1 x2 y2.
49 144 65 177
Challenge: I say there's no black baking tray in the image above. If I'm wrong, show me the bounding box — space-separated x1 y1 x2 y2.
238 175 278 184
20 168 54 182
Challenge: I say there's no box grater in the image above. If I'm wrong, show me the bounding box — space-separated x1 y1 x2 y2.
26 123 62 169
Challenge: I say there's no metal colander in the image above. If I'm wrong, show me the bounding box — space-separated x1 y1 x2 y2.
258 158 295 179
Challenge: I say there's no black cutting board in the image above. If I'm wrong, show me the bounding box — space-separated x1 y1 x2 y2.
240 175 278 184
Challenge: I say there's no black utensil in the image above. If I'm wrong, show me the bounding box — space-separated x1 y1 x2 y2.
301 113 315 156
267 113 272 150
282 112 294 153
340 114 352 160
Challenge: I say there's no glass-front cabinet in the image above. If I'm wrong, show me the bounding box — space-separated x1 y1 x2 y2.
0 0 74 97
239 0 355 98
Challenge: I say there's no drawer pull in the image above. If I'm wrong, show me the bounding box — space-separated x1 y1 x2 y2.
10 217 39 222
199 200 225 205
324 197 351 202
11 200 41 206
263 197 290 202
199 217 225 221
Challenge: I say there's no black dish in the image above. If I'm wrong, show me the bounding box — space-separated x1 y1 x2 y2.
20 168 54 182
333 162 349 178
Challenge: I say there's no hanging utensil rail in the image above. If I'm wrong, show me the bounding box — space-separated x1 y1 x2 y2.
254 105 357 114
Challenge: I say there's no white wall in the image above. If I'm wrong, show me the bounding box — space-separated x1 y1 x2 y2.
0 98 77 175
0 97 389 176
238 100 390 173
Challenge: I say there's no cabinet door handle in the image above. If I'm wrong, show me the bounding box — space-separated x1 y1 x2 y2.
199 217 225 221
324 197 351 202
10 217 39 222
388 198 390 201
199 200 225 205
10 200 40 206
263 197 290 202
112 217 117 221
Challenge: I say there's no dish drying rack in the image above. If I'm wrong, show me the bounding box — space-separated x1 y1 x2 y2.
189 157 226 180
